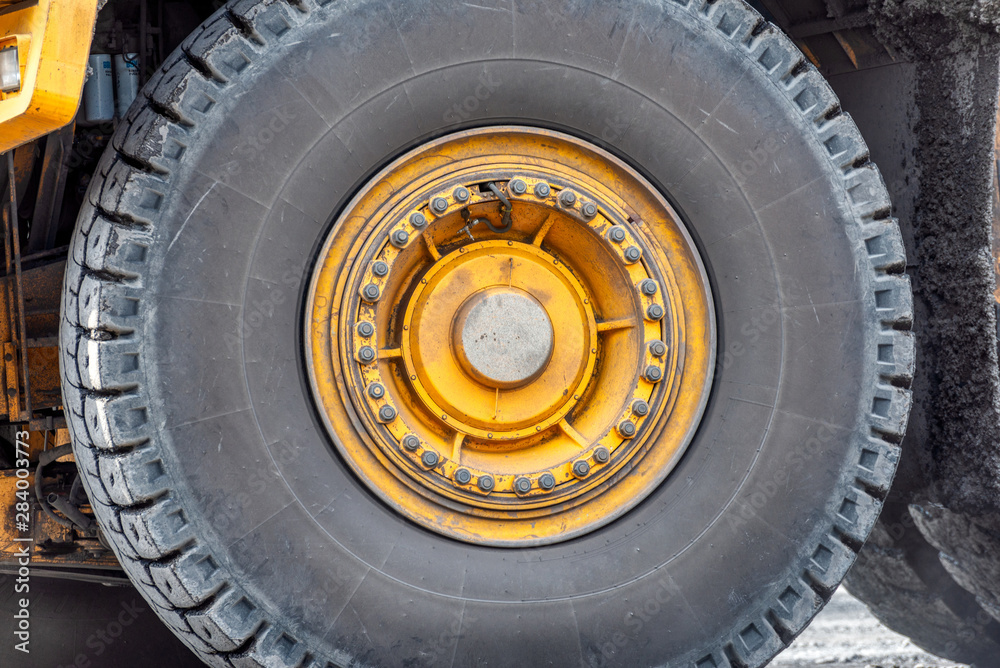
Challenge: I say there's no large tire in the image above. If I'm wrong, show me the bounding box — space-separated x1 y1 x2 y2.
60 1 912 666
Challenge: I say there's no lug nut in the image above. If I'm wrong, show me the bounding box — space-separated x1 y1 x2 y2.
608 227 626 243
534 182 551 198
559 190 577 207
421 451 440 467
644 365 663 383
640 279 658 296
594 447 611 463
624 246 642 263
646 304 664 321
362 283 380 302
411 212 427 228
367 383 385 399
431 197 449 214
358 346 376 363
581 202 598 218
509 179 528 195
514 477 532 494
632 399 649 417
372 261 389 277
455 468 472 485
403 434 420 451
649 340 667 357
357 322 375 338
617 420 636 438
454 186 470 203
572 460 591 478
391 229 410 248
377 405 397 423
478 475 495 492
539 473 556 490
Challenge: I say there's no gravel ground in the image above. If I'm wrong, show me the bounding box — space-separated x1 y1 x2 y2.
772 589 968 668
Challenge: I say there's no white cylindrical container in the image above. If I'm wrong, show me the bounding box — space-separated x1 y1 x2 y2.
114 53 139 118
83 54 114 122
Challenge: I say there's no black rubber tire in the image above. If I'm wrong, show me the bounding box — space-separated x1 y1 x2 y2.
843 500 1000 667
60 1 912 666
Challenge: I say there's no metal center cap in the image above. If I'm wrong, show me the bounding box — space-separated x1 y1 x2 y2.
454 287 554 388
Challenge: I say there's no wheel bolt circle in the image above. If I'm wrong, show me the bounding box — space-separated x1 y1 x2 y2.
368 383 385 399
624 247 642 263
618 420 636 438
378 405 397 423
421 451 439 467
559 190 577 207
509 179 528 195
410 212 427 228
534 182 551 198
358 346 376 362
455 468 472 485
478 475 495 492
581 202 598 218
362 284 380 301
357 322 374 338
594 447 611 463
573 460 591 478
649 340 667 357
539 473 556 490
647 304 664 320
403 434 420 451
632 399 649 417
641 279 658 295
391 230 410 248
608 227 626 243
372 261 389 277
644 366 662 382
514 477 532 494
454 186 470 202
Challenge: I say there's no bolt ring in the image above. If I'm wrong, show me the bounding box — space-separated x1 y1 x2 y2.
644 366 663 382
538 473 556 490
514 477 532 494
454 186 470 202
378 405 397 423
572 460 591 478
357 322 375 338
509 179 528 195
640 279 658 296
534 182 551 198
646 304 665 321
421 451 440 468
410 212 427 228
402 435 420 451
431 197 449 214
478 475 495 492
368 383 385 399
632 399 650 417
608 227 626 243
358 346 376 363
455 468 472 485
594 447 611 464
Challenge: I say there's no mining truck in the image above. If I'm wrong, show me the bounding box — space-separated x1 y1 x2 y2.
1 0 999 666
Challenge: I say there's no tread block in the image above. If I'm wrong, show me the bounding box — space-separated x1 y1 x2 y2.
706 0 760 41
87 156 168 225
146 50 225 126
229 625 309 668
872 274 914 327
725 615 784 667
149 548 226 608
875 328 915 385
854 436 901 496
786 68 840 124
817 113 868 170
74 335 143 393
186 586 266 652
869 384 912 438
114 105 192 175
82 393 152 451
98 445 170 506
807 537 855 591
747 25 801 79
834 489 882 545
769 578 823 637
120 496 196 559
229 0 306 42
861 220 907 272
73 275 143 333
845 163 892 222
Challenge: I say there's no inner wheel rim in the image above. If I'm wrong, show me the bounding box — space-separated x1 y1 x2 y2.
306 126 716 546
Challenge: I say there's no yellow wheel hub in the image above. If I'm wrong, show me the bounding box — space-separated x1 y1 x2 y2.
306 127 715 546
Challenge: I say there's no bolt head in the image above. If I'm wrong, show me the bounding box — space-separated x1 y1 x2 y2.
403 434 420 451
617 420 636 438
431 197 449 214
454 186 470 202
644 365 662 382
632 399 649 417
509 179 528 195
378 405 397 422
594 447 611 463
421 451 440 467
539 473 556 490
410 212 427 228
646 304 664 321
608 227 626 243
391 230 410 248
581 202 598 218
534 182 551 198
514 477 532 494
559 190 577 207
455 468 472 485
358 346 376 363
649 340 667 357
372 261 389 277
362 283 380 301
624 247 642 263
368 383 385 399
640 279 658 296
478 475 495 492
357 322 375 338
572 460 591 478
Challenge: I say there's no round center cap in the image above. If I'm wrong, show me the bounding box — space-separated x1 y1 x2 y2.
453 287 554 388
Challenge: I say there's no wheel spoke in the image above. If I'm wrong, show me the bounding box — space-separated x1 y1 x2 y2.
532 213 556 246
597 318 637 332
559 419 588 449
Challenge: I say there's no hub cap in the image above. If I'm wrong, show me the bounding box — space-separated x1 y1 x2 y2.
306 127 715 546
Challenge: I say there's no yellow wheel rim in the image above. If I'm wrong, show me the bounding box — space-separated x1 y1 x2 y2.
306 127 715 546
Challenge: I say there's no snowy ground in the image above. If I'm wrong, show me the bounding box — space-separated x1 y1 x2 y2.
772 589 968 668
